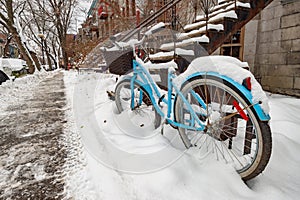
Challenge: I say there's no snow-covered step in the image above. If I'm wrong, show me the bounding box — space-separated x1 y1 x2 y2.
185 10 237 32
196 3 249 22
179 24 224 40
194 1 250 23
212 1 235 13
209 10 238 23
213 0 250 14
218 0 232 5
149 51 175 61
160 35 209 51
195 1 235 22
184 21 206 32
149 48 195 61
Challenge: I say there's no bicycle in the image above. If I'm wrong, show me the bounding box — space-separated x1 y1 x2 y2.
108 26 272 181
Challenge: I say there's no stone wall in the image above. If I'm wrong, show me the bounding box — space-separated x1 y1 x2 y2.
244 0 300 97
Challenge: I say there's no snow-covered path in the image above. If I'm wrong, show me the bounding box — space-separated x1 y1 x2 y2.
65 71 300 200
0 72 68 198
0 71 93 199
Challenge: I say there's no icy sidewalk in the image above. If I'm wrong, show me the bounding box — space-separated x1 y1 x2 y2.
0 71 91 199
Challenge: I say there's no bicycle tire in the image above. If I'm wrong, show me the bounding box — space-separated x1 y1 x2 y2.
115 79 161 130
174 76 272 181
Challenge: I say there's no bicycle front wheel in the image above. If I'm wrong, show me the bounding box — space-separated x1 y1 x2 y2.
115 79 161 130
174 76 272 181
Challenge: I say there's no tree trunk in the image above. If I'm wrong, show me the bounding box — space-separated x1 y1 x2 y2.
44 41 52 70
62 47 68 69
3 35 12 58
58 30 68 69
30 51 41 71
12 32 36 74
3 1 41 73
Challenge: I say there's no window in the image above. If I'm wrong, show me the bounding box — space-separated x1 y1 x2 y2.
220 28 245 60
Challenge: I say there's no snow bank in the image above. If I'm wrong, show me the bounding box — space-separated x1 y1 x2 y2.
70 71 300 199
62 71 98 199
0 70 53 113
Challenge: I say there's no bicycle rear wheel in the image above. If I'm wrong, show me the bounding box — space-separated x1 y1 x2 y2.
174 76 272 181
115 79 161 130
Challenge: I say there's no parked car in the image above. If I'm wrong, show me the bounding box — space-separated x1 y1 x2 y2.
0 58 27 76
0 69 9 85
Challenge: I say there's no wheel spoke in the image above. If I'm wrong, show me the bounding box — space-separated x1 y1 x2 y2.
115 80 161 129
175 77 271 180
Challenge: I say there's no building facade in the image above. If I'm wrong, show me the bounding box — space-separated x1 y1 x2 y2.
78 0 137 42
243 0 300 96
0 34 19 58
78 0 177 42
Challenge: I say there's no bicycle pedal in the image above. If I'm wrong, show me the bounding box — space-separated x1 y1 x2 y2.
106 91 115 101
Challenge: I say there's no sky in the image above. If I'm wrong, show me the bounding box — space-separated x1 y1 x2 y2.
69 0 93 34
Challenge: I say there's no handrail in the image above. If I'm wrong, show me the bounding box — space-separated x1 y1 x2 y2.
119 0 183 42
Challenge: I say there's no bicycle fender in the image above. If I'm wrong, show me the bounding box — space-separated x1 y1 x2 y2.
182 72 270 121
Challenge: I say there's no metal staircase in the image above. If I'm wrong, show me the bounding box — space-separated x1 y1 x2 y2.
84 0 275 71
205 0 275 54
123 0 275 69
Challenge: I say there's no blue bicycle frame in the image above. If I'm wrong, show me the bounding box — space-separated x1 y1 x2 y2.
127 59 206 131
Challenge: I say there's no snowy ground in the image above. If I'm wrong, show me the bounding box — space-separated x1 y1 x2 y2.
0 70 299 199
64 71 300 200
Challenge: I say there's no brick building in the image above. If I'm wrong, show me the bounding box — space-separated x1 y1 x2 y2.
78 0 176 42
78 0 137 42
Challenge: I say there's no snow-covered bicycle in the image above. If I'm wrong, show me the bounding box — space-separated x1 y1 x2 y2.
107 26 272 181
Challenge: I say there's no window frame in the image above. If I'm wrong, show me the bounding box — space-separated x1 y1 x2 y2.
220 27 245 60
